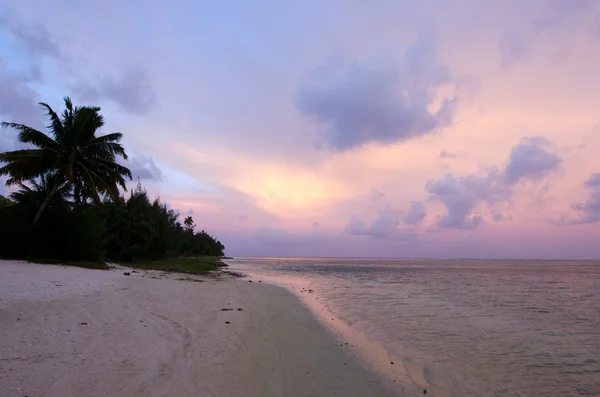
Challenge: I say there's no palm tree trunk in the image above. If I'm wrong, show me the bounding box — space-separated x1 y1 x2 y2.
32 183 60 226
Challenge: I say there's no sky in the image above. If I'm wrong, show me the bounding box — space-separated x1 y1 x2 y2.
1 0 600 259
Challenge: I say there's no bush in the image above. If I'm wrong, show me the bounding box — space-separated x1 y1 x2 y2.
0 204 106 262
0 182 225 263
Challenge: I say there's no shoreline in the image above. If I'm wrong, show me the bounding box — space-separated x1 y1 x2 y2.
233 268 430 395
0 260 397 396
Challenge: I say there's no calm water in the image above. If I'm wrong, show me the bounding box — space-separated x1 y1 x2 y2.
228 258 600 397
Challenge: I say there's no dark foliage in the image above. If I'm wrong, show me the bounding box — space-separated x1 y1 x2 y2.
0 181 225 262
101 183 224 261
0 195 13 208
0 97 132 225
0 96 224 264
0 193 105 261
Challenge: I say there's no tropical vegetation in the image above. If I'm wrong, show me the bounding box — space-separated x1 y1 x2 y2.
0 97 225 265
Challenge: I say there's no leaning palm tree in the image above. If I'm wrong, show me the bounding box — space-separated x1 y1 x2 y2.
0 97 132 224
10 172 73 208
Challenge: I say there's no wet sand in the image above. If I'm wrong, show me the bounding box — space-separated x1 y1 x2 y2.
0 260 397 397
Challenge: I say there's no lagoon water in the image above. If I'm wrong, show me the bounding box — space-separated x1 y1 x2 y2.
229 258 600 396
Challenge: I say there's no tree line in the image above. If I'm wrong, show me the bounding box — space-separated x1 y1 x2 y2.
0 97 224 262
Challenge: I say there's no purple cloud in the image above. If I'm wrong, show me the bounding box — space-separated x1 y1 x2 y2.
504 137 561 185
572 190 600 224
0 62 43 128
499 0 599 67
345 200 426 240
370 188 386 201
296 35 455 151
126 156 163 182
345 209 417 241
426 172 507 231
427 137 561 230
75 69 156 115
438 149 458 159
403 201 427 226
426 135 566 230
254 226 324 246
571 173 600 224
498 28 530 68
584 173 600 188
0 8 60 58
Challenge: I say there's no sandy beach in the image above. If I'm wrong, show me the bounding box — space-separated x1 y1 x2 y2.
0 260 396 397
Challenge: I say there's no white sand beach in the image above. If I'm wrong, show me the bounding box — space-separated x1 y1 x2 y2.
0 260 396 397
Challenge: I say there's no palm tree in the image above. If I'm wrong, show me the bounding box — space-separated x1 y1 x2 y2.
0 97 132 224
183 216 195 232
10 172 73 208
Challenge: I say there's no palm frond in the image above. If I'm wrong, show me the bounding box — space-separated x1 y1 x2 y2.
39 102 64 141
73 106 104 145
81 132 128 160
0 123 60 151
85 157 132 180
0 148 47 161
2 97 131 208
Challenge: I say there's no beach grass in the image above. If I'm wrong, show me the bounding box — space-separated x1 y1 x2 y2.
123 256 227 275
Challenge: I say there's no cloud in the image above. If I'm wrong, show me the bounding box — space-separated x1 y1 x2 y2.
344 202 425 240
498 28 530 68
498 0 599 67
426 171 508 231
295 34 455 151
0 10 55 134
0 8 60 58
345 210 417 241
402 201 427 226
571 173 600 224
504 137 561 185
253 226 325 246
492 213 506 222
312 222 320 229
584 173 600 188
75 69 156 115
126 156 164 182
427 137 561 230
0 62 43 137
438 149 457 159
370 188 386 201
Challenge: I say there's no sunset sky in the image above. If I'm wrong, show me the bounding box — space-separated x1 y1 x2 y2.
1 0 600 258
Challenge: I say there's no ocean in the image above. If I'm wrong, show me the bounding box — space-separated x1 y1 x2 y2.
228 258 600 397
